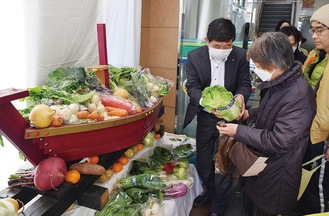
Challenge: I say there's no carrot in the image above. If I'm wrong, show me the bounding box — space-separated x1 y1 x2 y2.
98 113 104 121
99 93 136 114
88 110 101 120
108 108 128 117
104 106 118 112
51 115 63 127
69 162 105 175
76 110 88 119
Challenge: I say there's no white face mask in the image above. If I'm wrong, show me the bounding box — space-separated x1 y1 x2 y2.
208 47 232 60
254 67 272 82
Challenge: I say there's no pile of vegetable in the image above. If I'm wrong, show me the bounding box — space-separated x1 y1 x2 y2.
15 66 173 129
95 143 194 215
109 66 174 108
95 190 164 216
201 85 242 122
7 154 108 192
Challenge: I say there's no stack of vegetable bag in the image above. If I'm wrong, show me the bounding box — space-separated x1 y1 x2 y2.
96 144 195 215
109 66 174 108
201 85 241 122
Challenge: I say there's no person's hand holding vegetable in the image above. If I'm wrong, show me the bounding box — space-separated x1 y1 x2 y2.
216 122 238 137
202 85 243 122
211 108 221 118
234 94 245 120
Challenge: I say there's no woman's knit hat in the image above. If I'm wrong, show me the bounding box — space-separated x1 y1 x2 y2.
310 4 329 27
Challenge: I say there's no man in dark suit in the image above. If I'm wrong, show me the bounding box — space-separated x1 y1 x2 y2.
183 18 251 216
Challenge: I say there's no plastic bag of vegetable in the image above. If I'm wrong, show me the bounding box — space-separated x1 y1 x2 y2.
162 182 188 199
142 132 154 147
201 85 242 122
129 159 162 175
153 75 174 96
95 190 143 216
117 174 166 190
172 165 188 180
173 144 194 159
125 187 163 204
142 196 164 216
124 68 153 108
150 146 174 164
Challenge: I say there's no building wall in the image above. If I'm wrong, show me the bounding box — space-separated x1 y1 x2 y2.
140 0 180 133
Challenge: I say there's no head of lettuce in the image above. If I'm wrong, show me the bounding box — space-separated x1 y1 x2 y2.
201 85 242 122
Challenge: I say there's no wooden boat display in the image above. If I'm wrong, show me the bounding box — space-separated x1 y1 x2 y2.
0 87 162 166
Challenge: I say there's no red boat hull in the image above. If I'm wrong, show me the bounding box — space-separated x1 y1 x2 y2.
0 88 162 165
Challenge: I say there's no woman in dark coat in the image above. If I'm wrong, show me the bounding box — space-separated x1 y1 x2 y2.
217 32 316 215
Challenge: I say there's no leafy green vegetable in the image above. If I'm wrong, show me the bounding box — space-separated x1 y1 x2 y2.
201 85 241 122
118 174 166 190
150 146 174 164
125 71 151 107
125 187 163 204
95 191 143 216
18 67 102 119
109 65 138 87
71 90 95 103
47 67 101 93
129 159 162 175
157 81 173 96
173 144 194 159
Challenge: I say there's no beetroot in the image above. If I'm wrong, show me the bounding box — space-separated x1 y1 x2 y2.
34 156 67 190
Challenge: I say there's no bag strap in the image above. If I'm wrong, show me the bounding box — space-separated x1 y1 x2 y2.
302 154 325 167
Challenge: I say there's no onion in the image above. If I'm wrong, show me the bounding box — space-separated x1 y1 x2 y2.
59 108 72 122
69 103 80 114
0 199 16 215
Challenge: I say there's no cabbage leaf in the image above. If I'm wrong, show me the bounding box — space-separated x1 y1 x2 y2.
201 85 241 122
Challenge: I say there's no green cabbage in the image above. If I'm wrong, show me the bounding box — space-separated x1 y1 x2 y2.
201 85 241 122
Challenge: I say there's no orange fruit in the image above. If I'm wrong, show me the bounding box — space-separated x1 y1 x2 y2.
137 143 144 151
87 156 99 164
118 156 128 165
65 170 81 184
112 163 123 173
154 133 161 140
